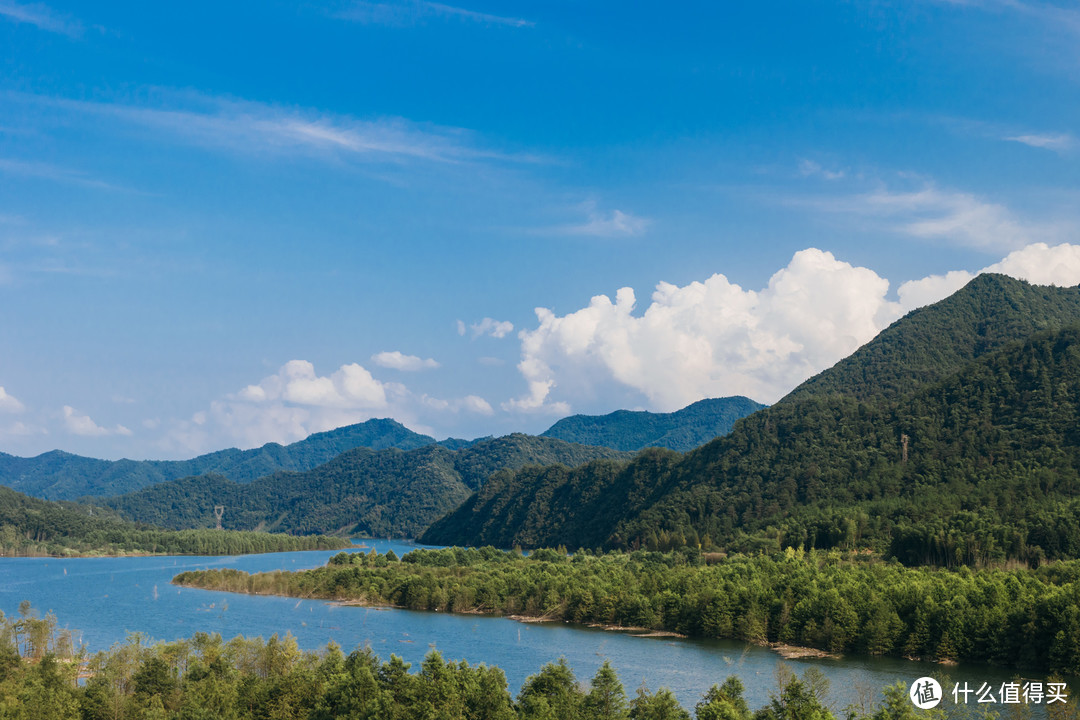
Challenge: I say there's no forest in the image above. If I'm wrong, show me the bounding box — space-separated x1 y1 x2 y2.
0 486 350 556
3 602 1073 720
174 547 1080 675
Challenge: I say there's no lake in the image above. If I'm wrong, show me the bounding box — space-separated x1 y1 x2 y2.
0 541 1060 715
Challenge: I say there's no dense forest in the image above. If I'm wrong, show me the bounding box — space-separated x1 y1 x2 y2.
5 602 1071 720
0 418 437 501
541 397 766 452
175 546 1080 675
98 435 630 538
0 486 350 556
424 277 1080 566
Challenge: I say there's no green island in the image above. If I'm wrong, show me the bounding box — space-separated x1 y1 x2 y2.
0 486 350 557
172 546 1080 675
3 604 1075 720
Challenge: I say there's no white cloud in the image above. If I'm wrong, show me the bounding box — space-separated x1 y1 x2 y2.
0 1 82 36
1004 133 1075 152
469 317 514 338
506 243 1080 412
555 202 650 238
0 386 25 413
372 350 440 371
336 1 532 28
62 405 131 437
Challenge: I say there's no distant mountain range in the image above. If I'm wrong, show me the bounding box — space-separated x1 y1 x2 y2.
0 419 436 501
98 435 630 538
541 396 765 452
422 275 1080 566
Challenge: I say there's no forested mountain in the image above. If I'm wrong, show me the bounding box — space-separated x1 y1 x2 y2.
0 418 435 500
423 276 1080 566
99 434 630 538
784 273 1080 403
540 396 765 452
0 486 349 556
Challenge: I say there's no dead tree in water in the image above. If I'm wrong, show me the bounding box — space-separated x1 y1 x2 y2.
214 505 225 531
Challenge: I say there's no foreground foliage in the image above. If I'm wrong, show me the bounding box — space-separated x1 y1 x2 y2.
5 605 1072 720
175 547 1080 675
0 486 350 556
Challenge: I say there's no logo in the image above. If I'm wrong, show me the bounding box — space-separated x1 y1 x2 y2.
911 677 943 709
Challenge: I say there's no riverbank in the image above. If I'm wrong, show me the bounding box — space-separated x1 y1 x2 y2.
170 545 1080 676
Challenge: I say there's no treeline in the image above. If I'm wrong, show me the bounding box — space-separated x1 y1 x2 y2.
0 486 350 557
174 547 1080 675
6 608 1068 720
424 320 1080 567
98 435 629 539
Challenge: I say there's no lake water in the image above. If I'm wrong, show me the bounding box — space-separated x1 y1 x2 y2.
0 541 1063 715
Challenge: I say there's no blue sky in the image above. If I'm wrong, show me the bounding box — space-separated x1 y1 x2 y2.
2 0 1079 459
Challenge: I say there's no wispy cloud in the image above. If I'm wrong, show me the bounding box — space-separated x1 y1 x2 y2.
459 317 514 339
17 91 530 167
798 159 846 180
0 158 130 191
335 1 533 28
0 1 82 36
549 201 651 238
1003 132 1075 152
789 178 1074 252
62 405 131 437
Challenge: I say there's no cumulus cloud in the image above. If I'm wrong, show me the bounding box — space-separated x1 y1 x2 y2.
0 386 25 413
506 243 1080 412
371 350 440 371
62 406 132 437
164 359 493 453
467 317 514 339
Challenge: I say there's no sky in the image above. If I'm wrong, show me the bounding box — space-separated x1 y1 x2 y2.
2 0 1080 460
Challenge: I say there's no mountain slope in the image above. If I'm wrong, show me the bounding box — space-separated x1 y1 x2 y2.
784 273 1080 404
0 486 349 556
0 418 435 500
100 434 631 538
423 277 1080 565
540 396 765 452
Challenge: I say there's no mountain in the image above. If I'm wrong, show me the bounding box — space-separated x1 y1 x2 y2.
0 418 435 500
99 434 631 538
422 276 1080 566
540 396 766 452
0 486 349 556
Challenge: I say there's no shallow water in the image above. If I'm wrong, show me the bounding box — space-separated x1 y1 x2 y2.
0 541 1064 714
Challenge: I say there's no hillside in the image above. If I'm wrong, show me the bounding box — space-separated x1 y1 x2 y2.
0 486 350 556
422 276 1080 566
100 434 630 538
540 396 765 451
784 273 1080 403
0 418 435 500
